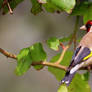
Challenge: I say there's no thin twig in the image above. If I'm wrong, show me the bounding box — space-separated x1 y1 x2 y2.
0 48 16 59
7 2 13 14
55 45 69 64
2 0 13 14
60 43 66 49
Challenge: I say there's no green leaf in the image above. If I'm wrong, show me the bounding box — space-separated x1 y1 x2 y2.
2 0 24 14
68 73 91 92
48 51 73 81
30 0 43 15
33 65 44 70
81 71 90 81
16 48 32 76
58 85 68 92
58 73 91 92
43 2 61 13
71 2 92 23
83 5 92 23
38 0 47 3
49 0 76 13
0 0 3 9
30 43 47 62
47 37 60 51
59 35 72 43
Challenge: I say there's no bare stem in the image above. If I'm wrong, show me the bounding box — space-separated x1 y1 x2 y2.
7 2 13 14
55 45 69 64
0 48 16 59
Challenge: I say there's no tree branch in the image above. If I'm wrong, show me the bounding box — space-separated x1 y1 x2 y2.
0 48 67 71
0 48 16 59
32 61 67 71
2 0 13 14
55 45 69 64
0 47 92 71
0 16 91 71
7 2 13 14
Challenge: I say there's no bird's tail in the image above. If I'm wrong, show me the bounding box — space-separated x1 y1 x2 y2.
61 70 76 86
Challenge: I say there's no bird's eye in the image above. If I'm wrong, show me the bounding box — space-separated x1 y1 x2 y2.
86 24 91 29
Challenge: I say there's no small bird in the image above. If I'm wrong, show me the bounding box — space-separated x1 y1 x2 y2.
61 20 92 86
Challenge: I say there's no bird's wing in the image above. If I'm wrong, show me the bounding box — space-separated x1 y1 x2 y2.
68 46 91 69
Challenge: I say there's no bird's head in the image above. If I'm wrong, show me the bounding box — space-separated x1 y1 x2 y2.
80 20 92 32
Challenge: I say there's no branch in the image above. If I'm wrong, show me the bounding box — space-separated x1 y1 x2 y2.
55 45 69 64
2 0 13 14
32 61 67 71
0 48 16 59
0 48 67 71
0 16 91 71
0 47 92 71
7 2 13 14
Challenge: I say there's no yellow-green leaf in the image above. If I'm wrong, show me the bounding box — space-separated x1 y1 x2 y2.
16 48 32 76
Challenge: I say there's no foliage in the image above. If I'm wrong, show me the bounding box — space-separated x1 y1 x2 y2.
0 0 92 92
58 74 91 92
31 0 43 15
48 51 73 81
16 48 32 75
47 37 60 51
71 1 92 23
16 43 47 75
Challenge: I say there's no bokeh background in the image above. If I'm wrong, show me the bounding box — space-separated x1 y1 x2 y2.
0 0 92 92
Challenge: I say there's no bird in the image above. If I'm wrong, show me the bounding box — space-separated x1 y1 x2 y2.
61 20 92 86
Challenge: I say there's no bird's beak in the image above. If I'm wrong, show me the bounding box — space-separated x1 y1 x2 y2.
80 25 87 30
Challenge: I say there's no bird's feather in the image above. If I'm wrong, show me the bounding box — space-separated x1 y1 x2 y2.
69 46 91 69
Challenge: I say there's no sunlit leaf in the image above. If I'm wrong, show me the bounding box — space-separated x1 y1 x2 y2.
58 85 68 92
30 43 47 62
43 2 61 13
49 0 76 13
47 37 60 51
68 73 91 92
16 48 32 76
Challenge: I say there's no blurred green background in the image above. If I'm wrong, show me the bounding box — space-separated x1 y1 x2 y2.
0 0 92 92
